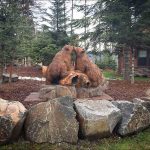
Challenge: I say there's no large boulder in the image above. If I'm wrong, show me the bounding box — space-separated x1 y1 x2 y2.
74 99 121 139
112 101 150 136
25 96 79 144
39 85 76 101
0 98 27 144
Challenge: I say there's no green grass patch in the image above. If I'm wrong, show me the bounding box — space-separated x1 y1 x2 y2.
134 76 150 81
103 70 150 81
1 128 150 150
102 70 117 79
102 70 122 80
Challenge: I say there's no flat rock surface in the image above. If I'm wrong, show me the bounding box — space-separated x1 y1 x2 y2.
74 99 121 139
24 92 41 102
76 83 108 98
39 85 76 101
90 93 114 101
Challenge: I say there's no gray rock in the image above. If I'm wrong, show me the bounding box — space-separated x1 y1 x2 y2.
74 99 121 139
2 74 18 83
76 82 109 98
56 85 75 98
76 88 90 98
112 101 150 136
76 87 103 99
0 98 27 144
141 97 150 101
25 96 79 144
146 88 150 97
133 98 150 112
39 85 56 101
39 85 76 101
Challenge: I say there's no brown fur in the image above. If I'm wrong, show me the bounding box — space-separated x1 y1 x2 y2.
46 45 74 84
75 47 104 87
42 66 48 77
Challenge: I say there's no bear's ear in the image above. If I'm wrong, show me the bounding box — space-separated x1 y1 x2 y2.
81 49 85 54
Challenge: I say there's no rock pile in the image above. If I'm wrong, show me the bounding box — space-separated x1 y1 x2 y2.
0 96 150 144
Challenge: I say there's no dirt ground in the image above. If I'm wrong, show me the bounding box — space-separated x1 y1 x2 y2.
105 80 150 100
5 66 43 77
0 67 150 109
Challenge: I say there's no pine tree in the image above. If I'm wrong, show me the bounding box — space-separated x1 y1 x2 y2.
89 0 150 80
73 0 92 49
42 0 70 49
0 0 34 82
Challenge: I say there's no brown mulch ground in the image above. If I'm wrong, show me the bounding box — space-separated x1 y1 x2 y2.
0 79 149 109
6 66 43 77
0 67 150 109
105 80 150 100
0 80 44 108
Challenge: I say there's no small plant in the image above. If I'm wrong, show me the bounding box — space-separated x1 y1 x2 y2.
95 50 117 70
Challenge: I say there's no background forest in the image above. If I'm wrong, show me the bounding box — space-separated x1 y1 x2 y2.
0 0 150 82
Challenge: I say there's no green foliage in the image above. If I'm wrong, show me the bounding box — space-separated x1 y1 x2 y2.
51 30 70 49
96 51 117 70
44 0 68 32
0 0 34 65
31 31 58 66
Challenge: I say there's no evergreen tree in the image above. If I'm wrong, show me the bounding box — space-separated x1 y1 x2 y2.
31 28 58 66
87 0 150 80
42 0 70 49
73 1 96 49
0 0 34 82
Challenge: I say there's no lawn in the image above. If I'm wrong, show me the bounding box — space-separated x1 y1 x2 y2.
1 128 150 150
103 70 150 81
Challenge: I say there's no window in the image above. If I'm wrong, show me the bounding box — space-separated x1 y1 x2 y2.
138 50 147 58
138 50 147 66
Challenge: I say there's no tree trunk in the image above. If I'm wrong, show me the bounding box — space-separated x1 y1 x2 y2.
64 0 66 31
131 48 135 84
9 62 13 83
56 1 59 32
84 0 87 49
0 64 3 84
71 0 73 36
124 48 131 80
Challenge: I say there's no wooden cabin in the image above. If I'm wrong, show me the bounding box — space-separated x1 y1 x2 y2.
118 49 150 77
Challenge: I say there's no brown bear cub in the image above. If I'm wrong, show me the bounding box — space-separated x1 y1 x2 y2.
46 45 74 84
74 47 104 87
